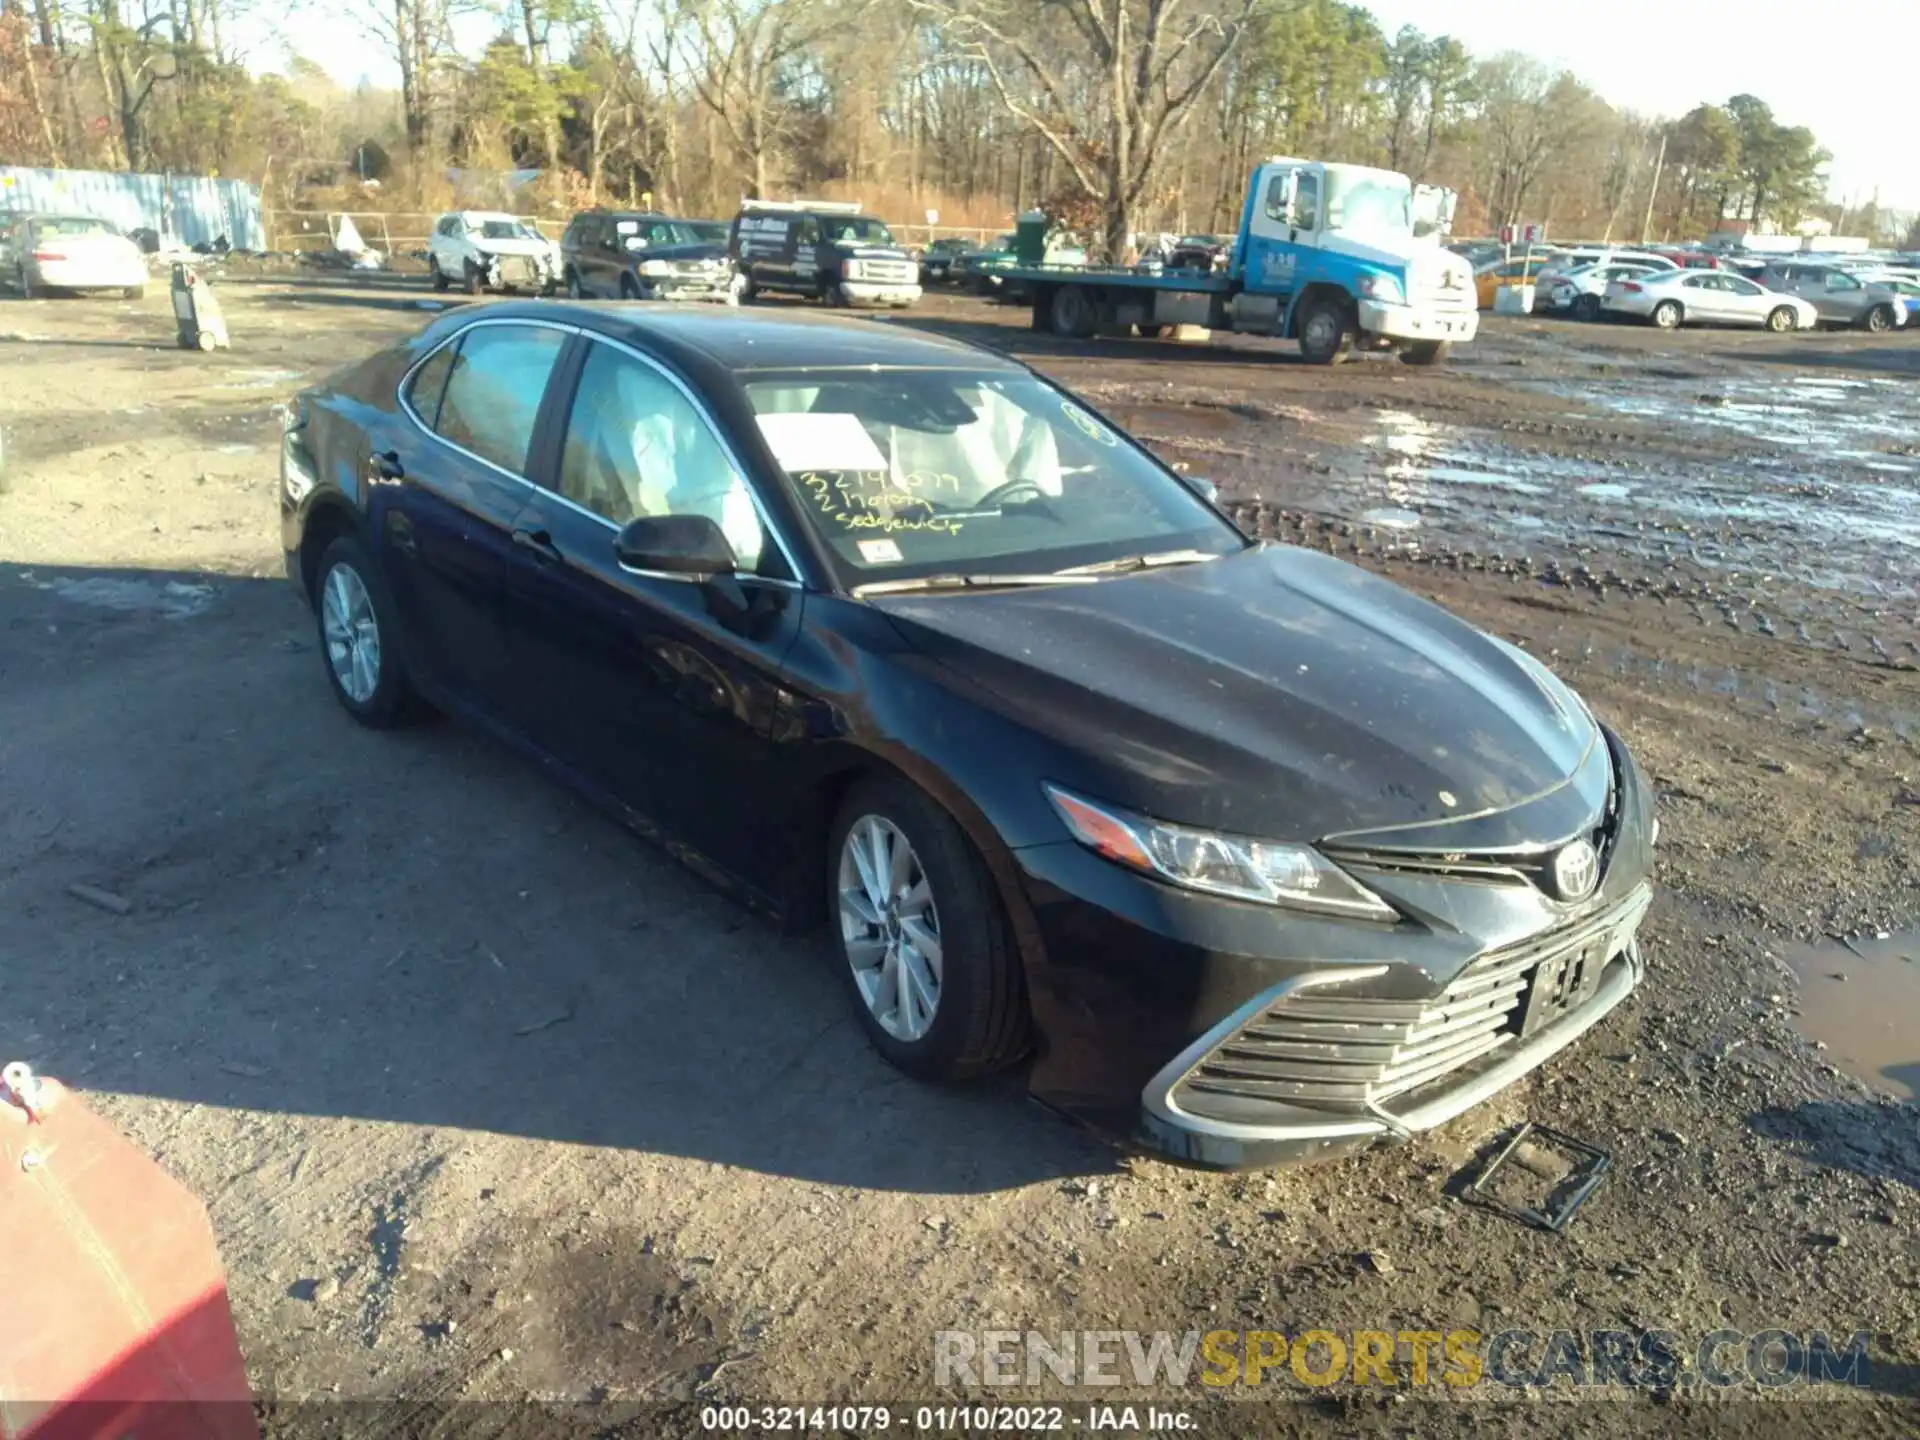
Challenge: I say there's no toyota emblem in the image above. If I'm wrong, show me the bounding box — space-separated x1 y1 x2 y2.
1552 839 1600 902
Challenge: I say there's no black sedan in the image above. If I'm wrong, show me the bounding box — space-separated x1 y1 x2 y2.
280 304 1656 1168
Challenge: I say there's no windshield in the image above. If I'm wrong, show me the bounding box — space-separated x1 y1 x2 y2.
1323 169 1411 236
743 372 1243 585
475 218 542 241
826 217 894 246
625 219 700 247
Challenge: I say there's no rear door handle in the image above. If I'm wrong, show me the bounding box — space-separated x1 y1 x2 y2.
512 527 562 564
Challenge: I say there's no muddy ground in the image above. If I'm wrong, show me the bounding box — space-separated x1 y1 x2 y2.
1 276 1916 1438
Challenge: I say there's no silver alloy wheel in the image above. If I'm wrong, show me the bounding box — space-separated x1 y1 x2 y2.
321 563 382 704
837 815 942 1042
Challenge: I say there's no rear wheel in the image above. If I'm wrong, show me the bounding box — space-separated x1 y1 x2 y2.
1297 297 1355 364
1400 340 1450 366
1862 303 1895 334
1049 284 1098 339
1765 305 1797 333
313 535 418 729
1650 300 1683 329
828 776 1029 1081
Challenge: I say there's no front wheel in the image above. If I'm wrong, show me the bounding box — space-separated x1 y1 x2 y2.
828 777 1029 1081
429 257 449 293
1650 300 1683 330
462 262 483 296
313 535 419 728
1297 298 1354 364
1400 340 1450 366
1766 305 1798 333
1862 303 1895 334
1572 293 1602 322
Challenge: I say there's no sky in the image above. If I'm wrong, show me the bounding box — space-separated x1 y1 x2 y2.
241 0 1920 215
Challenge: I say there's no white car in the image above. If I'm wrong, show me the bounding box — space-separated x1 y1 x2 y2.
1 213 147 298
427 211 560 295
1536 247 1676 281
1602 268 1817 332
1539 260 1669 320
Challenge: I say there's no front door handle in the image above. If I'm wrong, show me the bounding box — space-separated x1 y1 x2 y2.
370 449 404 481
512 527 562 564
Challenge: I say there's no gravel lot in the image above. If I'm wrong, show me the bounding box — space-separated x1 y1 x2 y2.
2 274 1916 1437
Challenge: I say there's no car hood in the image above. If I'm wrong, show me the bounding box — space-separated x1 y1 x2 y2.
875 544 1599 842
832 243 912 261
633 241 729 264
471 237 555 258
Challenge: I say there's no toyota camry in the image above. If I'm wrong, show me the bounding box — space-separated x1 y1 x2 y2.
280 304 1656 1168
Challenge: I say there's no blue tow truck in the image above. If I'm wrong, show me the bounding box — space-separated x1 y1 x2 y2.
1005 158 1478 365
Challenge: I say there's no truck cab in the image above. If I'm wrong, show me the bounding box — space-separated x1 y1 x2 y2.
1229 158 1478 361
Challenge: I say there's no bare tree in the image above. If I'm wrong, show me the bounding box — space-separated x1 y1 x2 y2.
927 0 1257 260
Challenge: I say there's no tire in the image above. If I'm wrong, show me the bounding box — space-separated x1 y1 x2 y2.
825 281 850 308
429 258 449 293
828 776 1029 1081
1297 297 1354 364
1862 303 1895 334
1650 300 1683 330
1049 284 1098 340
739 269 759 303
1134 323 1169 339
123 285 145 301
1400 340 1450 366
313 535 418 728
564 268 583 299
618 272 640 300
462 262 482 296
196 330 217 352
1572 293 1602 322
1766 306 1797 333
16 264 31 298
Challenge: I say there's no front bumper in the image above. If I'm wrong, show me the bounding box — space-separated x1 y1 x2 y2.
637 275 736 303
1358 298 1478 343
1014 731 1656 1168
841 281 922 306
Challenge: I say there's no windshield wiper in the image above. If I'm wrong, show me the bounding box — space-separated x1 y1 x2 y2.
852 572 1101 597
1053 548 1219 576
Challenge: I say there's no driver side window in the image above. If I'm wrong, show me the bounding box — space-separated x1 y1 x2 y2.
557 342 767 570
1292 173 1320 230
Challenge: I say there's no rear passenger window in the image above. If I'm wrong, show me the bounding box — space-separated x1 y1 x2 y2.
405 345 456 427
434 324 566 475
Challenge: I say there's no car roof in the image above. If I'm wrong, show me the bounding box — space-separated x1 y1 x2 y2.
472 302 1026 375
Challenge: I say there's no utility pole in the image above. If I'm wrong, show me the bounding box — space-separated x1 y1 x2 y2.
1640 129 1667 244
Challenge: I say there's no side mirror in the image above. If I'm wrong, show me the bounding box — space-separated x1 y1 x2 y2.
1182 474 1220 506
614 514 737 576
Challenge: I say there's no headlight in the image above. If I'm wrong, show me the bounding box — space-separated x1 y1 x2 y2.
639 259 671 277
281 416 316 502
1358 273 1404 304
1044 785 1397 921
841 260 864 280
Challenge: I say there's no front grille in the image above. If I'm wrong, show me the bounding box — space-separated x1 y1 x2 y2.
494 254 541 284
1409 279 1476 313
1172 892 1643 1118
853 260 916 284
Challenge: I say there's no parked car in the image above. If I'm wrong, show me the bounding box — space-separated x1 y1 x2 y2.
1166 234 1230 271
0 213 147 298
1535 248 1675 282
1756 262 1909 332
1602 269 1816 331
730 199 921 308
1538 260 1669 321
919 237 974 283
1875 275 1920 325
559 210 738 303
1448 239 1504 270
427 211 560 295
949 233 1018 293
280 302 1658 1169
1474 255 1559 309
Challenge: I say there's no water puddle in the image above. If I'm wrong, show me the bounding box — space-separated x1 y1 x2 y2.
1783 928 1920 1100
1359 506 1421 530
